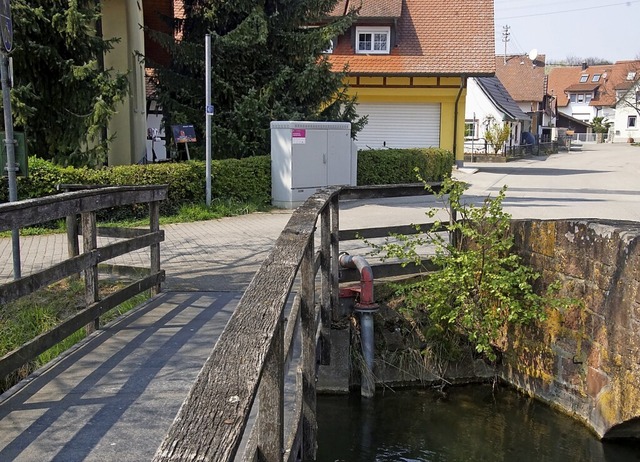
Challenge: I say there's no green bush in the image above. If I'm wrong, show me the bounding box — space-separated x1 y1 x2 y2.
0 149 451 216
357 148 453 185
0 156 271 219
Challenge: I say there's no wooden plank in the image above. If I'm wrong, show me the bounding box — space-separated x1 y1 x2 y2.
0 231 164 306
149 201 161 295
300 240 317 460
330 196 340 323
338 182 442 201
320 205 331 365
284 295 301 363
0 185 168 231
339 259 439 283
153 189 338 462
258 312 284 461
284 368 304 462
339 222 447 241
0 272 164 378
66 215 80 259
82 212 99 333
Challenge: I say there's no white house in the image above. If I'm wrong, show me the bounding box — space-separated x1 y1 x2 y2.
612 73 640 142
465 76 531 154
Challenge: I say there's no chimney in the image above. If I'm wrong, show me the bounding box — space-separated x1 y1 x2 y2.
582 61 588 71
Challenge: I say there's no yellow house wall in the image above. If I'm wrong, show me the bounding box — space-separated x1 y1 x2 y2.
346 82 467 163
101 1 147 165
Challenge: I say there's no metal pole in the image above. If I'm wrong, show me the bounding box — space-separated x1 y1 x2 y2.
205 34 212 206
1 52 20 279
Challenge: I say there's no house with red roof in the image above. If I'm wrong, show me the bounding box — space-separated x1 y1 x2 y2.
547 60 640 140
126 0 495 165
611 67 640 143
326 0 495 165
494 54 549 135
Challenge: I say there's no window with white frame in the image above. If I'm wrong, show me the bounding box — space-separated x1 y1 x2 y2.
570 94 577 103
580 74 589 83
465 120 478 139
585 93 592 103
577 94 584 103
356 26 390 54
629 115 637 128
592 74 601 82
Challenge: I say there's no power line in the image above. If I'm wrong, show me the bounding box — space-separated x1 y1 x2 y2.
496 0 640 20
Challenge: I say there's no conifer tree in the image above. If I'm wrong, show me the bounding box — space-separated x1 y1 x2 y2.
5 1 128 167
148 0 364 159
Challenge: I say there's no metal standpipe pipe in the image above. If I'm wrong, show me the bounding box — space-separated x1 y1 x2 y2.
339 252 378 398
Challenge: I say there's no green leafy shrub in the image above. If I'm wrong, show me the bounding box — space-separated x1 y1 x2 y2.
367 177 561 361
357 148 453 185
1 156 271 219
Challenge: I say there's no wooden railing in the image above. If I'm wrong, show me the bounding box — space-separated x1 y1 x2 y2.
155 183 443 462
0 185 167 380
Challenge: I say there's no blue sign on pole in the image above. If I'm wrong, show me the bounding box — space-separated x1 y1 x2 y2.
206 105 214 115
0 0 12 53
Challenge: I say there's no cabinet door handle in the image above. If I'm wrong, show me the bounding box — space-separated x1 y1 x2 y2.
323 153 327 164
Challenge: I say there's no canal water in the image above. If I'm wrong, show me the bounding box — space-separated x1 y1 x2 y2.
317 384 640 461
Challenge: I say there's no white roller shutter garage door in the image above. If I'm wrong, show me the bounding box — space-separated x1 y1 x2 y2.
355 103 441 149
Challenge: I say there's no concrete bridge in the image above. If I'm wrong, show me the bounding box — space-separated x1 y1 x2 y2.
1 143 640 460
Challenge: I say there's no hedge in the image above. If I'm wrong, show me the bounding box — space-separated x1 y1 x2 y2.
0 148 452 218
0 156 271 218
357 148 453 185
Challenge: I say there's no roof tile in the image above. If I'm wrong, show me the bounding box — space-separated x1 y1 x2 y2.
547 60 640 108
329 0 495 76
494 55 545 103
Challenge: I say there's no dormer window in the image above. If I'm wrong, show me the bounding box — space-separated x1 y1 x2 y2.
323 39 334 54
580 74 589 83
356 26 391 54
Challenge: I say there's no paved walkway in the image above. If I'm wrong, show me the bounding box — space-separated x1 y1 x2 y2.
0 142 639 461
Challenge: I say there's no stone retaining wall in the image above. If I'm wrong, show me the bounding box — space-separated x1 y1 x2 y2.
507 219 640 439
319 219 640 439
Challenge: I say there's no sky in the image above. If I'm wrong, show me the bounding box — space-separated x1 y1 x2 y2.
494 0 640 63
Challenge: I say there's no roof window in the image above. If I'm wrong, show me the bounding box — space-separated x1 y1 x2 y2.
627 72 637 81
580 74 589 83
592 74 601 82
356 26 391 54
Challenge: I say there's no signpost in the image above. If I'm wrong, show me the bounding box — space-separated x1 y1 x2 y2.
0 0 20 279
205 34 212 206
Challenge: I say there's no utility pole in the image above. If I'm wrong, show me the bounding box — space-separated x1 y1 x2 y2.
0 0 20 279
502 25 510 65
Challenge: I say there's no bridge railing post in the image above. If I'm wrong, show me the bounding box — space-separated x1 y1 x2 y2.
320 204 332 365
258 311 284 460
149 200 161 295
81 210 99 333
330 195 340 323
301 238 317 460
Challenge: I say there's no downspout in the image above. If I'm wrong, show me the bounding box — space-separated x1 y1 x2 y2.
339 253 378 398
453 75 467 168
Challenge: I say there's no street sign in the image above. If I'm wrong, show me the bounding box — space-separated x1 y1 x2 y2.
0 0 12 52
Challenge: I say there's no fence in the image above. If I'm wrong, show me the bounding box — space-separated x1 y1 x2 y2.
571 132 608 143
0 185 167 380
154 183 445 462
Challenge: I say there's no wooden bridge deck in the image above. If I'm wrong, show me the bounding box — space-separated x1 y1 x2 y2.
0 291 239 462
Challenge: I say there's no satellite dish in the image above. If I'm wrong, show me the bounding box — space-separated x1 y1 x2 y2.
528 49 538 61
